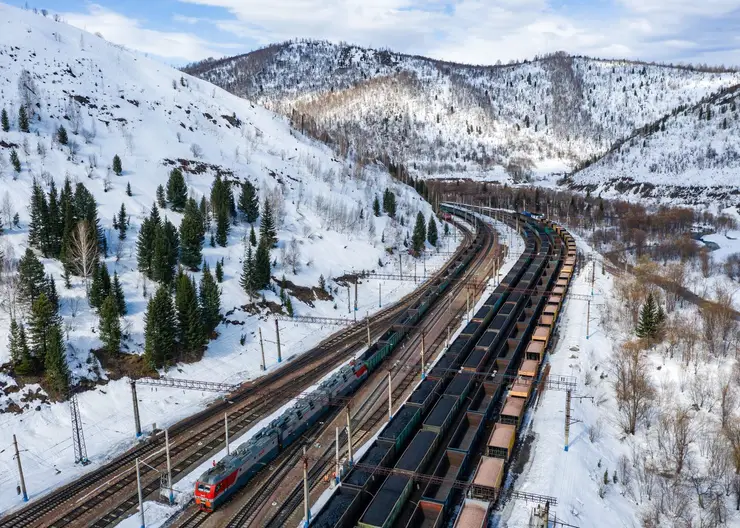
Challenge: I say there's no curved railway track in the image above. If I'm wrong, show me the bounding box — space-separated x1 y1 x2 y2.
211 213 501 528
1 221 477 528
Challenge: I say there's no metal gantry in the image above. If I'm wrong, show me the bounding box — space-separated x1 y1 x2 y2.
135 377 241 393
275 314 353 327
70 393 89 465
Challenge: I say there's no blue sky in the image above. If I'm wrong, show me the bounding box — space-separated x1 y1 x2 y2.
10 0 740 66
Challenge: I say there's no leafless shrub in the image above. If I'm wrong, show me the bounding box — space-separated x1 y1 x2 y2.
190 143 203 158
612 340 655 434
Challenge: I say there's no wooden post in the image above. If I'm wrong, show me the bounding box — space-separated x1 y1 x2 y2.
275 319 282 363
259 327 266 371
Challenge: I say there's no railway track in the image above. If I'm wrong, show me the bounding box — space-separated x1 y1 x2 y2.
215 214 501 528
0 221 477 528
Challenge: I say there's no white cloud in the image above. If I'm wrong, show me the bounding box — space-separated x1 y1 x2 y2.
63 4 237 61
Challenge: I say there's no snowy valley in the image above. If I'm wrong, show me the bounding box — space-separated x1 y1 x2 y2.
0 4 452 514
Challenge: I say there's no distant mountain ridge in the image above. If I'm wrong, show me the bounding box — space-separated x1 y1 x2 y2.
184 40 740 185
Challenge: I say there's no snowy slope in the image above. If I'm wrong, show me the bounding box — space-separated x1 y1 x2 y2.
567 84 740 207
185 42 740 180
0 4 456 513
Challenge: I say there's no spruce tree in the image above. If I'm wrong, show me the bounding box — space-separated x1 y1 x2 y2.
18 247 47 307
636 293 658 341
89 261 111 309
10 149 21 173
98 294 121 354
144 285 177 368
373 196 380 217
239 245 256 298
0 108 8 131
156 184 166 209
166 168 187 211
57 125 68 145
259 198 277 247
117 203 127 240
47 181 62 257
44 323 69 395
15 323 34 375
254 237 271 289
179 198 204 270
46 275 59 314
126 182 132 196
8 318 21 365
112 154 122 176
215 259 224 282
28 292 58 370
151 219 179 284
28 179 47 249
210 174 228 218
112 271 126 315
238 180 259 223
285 295 294 316
412 212 426 254
427 215 438 246
215 208 229 247
199 263 221 335
249 225 257 247
18 106 29 133
175 272 203 354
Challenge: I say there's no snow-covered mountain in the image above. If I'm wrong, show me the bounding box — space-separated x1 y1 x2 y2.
566 84 740 208
0 5 436 403
184 40 740 180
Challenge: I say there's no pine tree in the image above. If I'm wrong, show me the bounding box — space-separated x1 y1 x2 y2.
156 184 166 208
199 263 221 335
63 267 71 289
285 295 294 316
249 225 257 247
46 275 59 314
240 245 256 298
373 196 380 217
112 154 122 176
47 181 62 257
254 237 271 289
18 106 29 133
215 259 224 282
427 215 438 246
199 196 209 231
259 198 277 248
10 148 21 172
57 125 68 145
28 292 58 370
126 182 132 196
636 292 658 341
18 247 47 307
44 323 69 395
99 294 121 354
0 108 8 132
112 271 126 315
210 174 228 218
215 208 229 247
166 168 187 211
412 212 426 254
175 271 203 354
238 180 259 223
179 198 204 270
15 322 34 375
117 203 127 240
89 261 111 309
144 285 177 368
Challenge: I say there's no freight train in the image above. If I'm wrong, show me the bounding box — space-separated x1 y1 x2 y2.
194 212 488 512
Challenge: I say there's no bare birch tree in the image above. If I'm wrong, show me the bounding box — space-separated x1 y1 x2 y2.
69 220 98 289
613 340 655 434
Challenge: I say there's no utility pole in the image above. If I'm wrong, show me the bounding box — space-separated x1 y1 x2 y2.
224 413 230 455
347 285 351 314
165 429 173 505
399 253 402 280
586 298 591 340
346 405 353 466
564 389 572 452
420 330 426 380
136 457 145 528
354 281 358 314
302 446 310 528
13 434 28 502
388 371 393 420
131 380 141 437
259 327 266 371
591 259 595 296
366 315 371 346
335 427 340 484
70 393 89 465
275 319 282 363
378 283 381 308
466 288 470 322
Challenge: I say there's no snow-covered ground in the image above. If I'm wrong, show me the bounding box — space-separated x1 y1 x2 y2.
0 3 455 516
